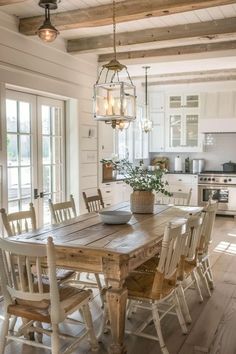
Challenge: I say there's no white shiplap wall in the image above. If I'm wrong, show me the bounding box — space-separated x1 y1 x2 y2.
0 16 98 214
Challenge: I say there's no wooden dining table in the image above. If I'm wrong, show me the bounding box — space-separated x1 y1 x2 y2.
11 202 202 354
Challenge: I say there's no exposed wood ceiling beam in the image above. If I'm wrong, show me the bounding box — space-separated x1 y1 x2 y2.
68 17 236 53
98 41 236 62
148 75 236 85
19 0 236 36
0 0 25 4
135 68 236 80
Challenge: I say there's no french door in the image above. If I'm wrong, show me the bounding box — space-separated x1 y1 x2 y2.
6 90 65 226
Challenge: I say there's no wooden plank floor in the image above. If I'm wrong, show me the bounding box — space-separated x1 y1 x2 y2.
1 215 236 354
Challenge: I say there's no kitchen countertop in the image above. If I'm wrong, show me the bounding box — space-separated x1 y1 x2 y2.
102 171 198 183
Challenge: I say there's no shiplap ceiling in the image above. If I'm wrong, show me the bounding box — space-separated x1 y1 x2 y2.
1 0 236 78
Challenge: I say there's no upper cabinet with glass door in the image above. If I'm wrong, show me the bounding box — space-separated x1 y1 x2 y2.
166 94 202 152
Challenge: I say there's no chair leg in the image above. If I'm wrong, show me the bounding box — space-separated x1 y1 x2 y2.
51 323 60 354
0 313 10 354
205 258 214 290
196 265 211 297
95 274 104 308
81 303 98 352
176 285 192 324
9 315 17 332
127 299 137 320
173 292 188 334
152 303 169 354
191 270 203 303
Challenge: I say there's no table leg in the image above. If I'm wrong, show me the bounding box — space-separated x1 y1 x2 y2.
106 284 128 354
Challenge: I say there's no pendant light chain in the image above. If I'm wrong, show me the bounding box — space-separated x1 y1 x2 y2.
113 0 117 60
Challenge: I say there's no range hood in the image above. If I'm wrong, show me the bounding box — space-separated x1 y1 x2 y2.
199 119 236 133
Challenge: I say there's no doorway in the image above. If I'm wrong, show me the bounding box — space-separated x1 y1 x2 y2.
6 90 65 226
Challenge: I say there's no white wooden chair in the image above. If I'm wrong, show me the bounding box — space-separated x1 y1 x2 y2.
196 200 218 295
48 196 104 307
83 189 104 213
176 213 205 324
101 221 188 354
126 214 204 330
48 195 76 224
0 203 36 237
157 188 192 206
0 205 74 284
0 237 98 354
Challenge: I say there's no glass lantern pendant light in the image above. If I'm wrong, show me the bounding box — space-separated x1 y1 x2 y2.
93 0 136 130
37 0 59 43
141 66 153 133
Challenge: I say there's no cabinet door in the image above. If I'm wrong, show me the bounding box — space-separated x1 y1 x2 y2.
184 94 199 108
168 114 182 148
168 95 182 109
202 92 218 119
149 112 165 152
99 122 114 154
134 106 149 159
149 91 165 112
185 114 199 147
218 91 234 118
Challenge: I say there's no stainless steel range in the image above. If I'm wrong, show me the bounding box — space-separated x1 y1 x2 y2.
198 172 236 215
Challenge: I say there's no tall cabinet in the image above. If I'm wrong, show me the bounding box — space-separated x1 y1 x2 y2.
149 91 165 152
166 93 202 152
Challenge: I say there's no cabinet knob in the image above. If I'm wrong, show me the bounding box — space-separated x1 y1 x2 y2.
178 179 182 181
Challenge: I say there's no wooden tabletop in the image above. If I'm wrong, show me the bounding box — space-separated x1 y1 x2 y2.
11 203 202 257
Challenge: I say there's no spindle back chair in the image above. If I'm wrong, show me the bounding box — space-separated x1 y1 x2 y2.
0 203 36 237
48 195 76 224
83 189 104 213
0 237 98 354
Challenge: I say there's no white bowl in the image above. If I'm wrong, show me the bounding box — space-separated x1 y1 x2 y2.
99 210 132 224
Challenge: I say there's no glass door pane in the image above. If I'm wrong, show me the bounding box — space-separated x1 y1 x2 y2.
185 114 198 147
6 91 37 213
185 95 199 108
37 97 65 225
169 114 181 147
169 95 182 109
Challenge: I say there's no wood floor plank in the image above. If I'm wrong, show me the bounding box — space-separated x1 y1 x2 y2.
209 288 236 354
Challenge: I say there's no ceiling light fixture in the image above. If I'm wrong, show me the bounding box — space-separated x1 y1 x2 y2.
37 0 59 43
141 66 153 133
93 0 136 131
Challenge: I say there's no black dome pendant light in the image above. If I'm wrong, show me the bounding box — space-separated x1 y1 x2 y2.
37 0 59 43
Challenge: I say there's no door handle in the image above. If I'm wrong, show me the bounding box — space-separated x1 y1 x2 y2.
34 189 45 199
34 188 39 199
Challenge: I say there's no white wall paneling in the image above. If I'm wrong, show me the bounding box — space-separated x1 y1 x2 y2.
0 13 98 215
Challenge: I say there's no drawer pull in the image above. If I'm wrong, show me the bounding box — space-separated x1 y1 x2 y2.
106 191 111 193
178 189 182 192
178 179 182 181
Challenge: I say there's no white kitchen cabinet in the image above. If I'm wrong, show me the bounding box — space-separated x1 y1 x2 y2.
155 173 198 206
98 121 115 156
149 91 165 112
200 91 236 133
101 181 132 206
134 106 149 159
149 113 165 152
149 91 165 153
166 94 202 152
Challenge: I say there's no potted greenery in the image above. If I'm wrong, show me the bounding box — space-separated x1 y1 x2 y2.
101 159 170 214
